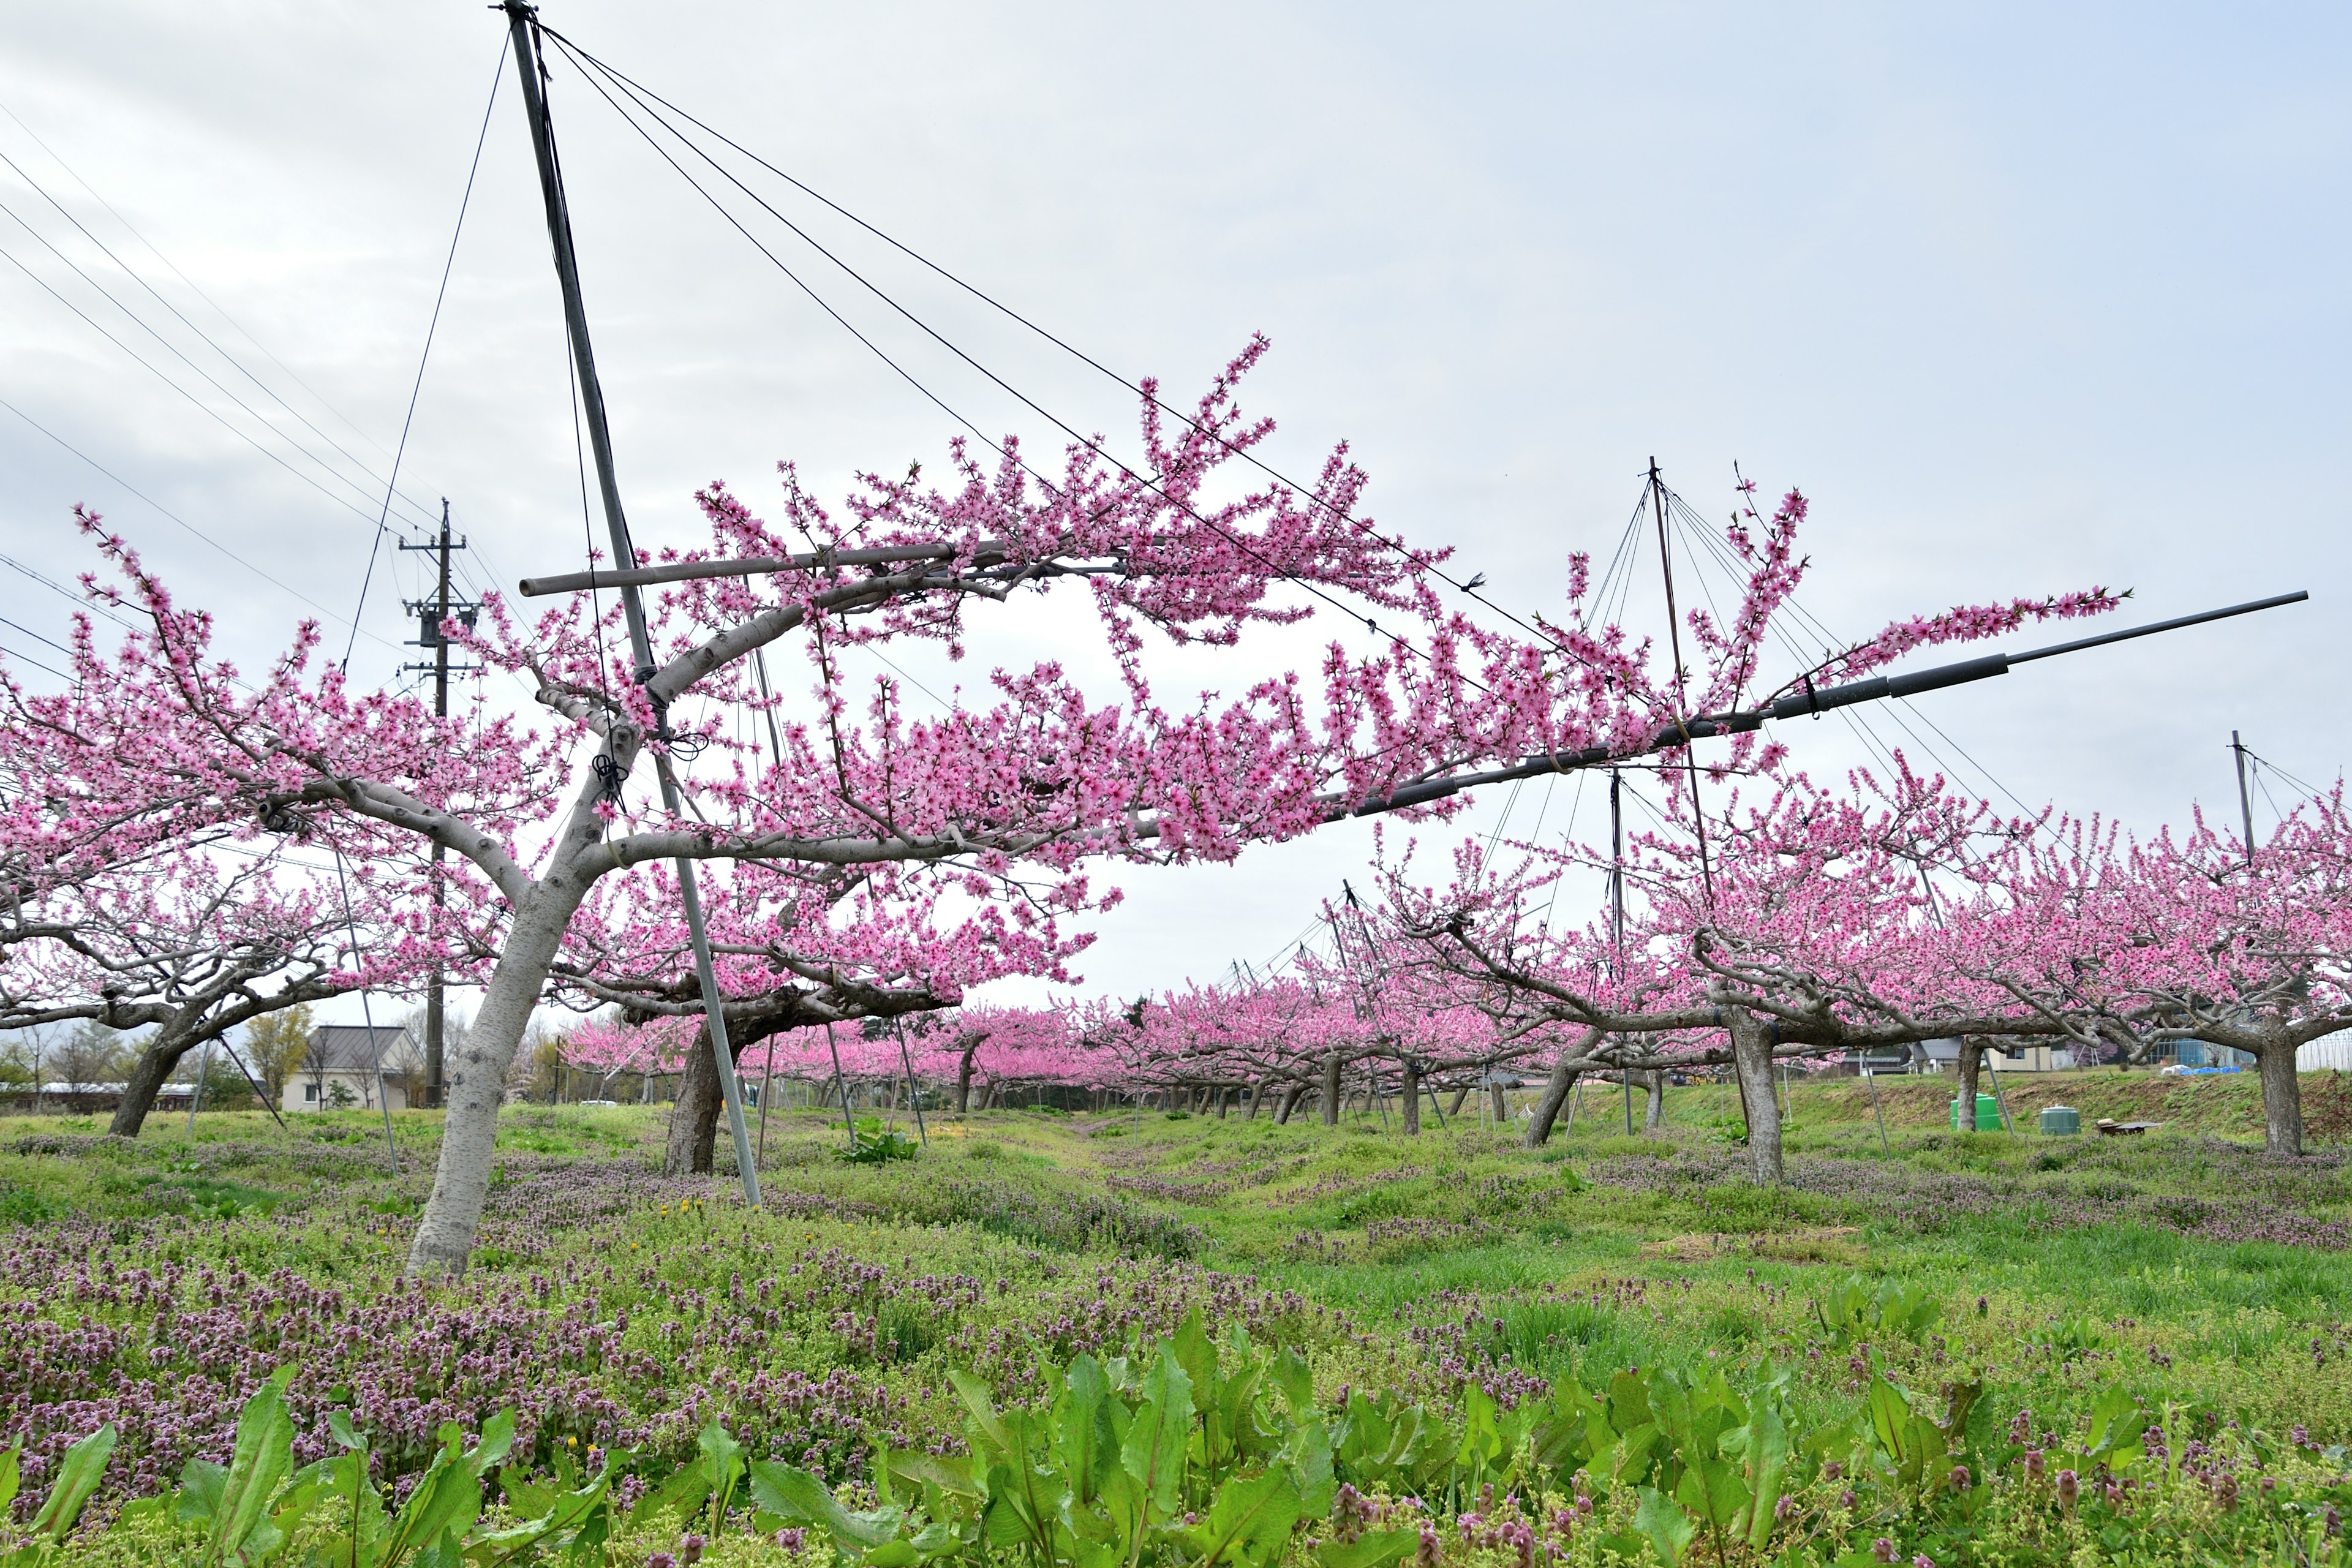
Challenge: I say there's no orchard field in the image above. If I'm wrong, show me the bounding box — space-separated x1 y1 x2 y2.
6 1072 2352 1566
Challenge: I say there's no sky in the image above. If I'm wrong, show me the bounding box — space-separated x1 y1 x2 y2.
1 2 2346 1019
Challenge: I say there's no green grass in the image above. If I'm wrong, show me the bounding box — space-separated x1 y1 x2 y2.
4 1076 2352 1562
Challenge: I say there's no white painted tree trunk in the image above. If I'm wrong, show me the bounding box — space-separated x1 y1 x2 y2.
1727 1006 1784 1185
405 880 584 1275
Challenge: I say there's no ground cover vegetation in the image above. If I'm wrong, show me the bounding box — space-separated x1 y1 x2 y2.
1 1082 2350 1566
1 187 2345 1566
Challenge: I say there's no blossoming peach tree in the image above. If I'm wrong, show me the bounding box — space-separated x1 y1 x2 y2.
0 350 2121 1270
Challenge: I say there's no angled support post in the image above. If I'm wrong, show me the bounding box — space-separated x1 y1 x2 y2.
504 1 758 1205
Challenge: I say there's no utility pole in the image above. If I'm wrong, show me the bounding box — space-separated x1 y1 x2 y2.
1649 459 1714 907
399 501 470 1107
1612 769 1632 1135
2233 730 2257 868
503 1 761 1204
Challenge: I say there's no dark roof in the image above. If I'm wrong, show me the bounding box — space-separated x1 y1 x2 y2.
303 1025 415 1071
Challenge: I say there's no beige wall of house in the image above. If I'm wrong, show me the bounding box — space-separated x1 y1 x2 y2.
284 1071 410 1113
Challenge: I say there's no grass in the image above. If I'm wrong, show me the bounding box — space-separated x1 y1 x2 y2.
2 1072 2351 1561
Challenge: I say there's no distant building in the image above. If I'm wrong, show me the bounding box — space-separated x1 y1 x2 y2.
1914 1038 2076 1073
4 1082 195 1114
285 1026 418 1112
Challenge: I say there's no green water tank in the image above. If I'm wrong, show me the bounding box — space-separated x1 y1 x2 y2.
1950 1093 2000 1131
2040 1105 2081 1136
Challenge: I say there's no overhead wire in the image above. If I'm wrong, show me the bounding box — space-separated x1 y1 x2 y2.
0 242 451 545
0 390 397 647
535 30 1496 700
541 29 1656 701
342 34 509 668
0 94 447 518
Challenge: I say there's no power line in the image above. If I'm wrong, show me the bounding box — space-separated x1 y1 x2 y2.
537 32 1494 700
0 94 442 513
0 239 444 542
343 35 508 668
0 176 435 541
0 390 398 647
542 29 1639 696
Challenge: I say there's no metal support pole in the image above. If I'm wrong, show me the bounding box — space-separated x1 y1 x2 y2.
186 1036 212 1135
894 1019 929 1148
823 1021 856 1142
756 1036 775 1167
329 848 399 1176
505 2 758 1204
1985 1052 2015 1133
1863 1063 1890 1155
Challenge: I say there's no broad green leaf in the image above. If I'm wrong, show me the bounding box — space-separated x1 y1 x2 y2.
1634 1487 1695 1568
1316 1528 1420 1568
175 1457 228 1526
29 1423 114 1543
1120 1348 1193 1521
627 1453 710 1528
472 1410 518 1472
1673 1457 1747 1532
747 1458 904 1548
1172 1310 1218 1414
467 1470 612 1566
1286 1417 1335 1518
1607 1371 1653 1438
1457 1380 1502 1470
696 1419 745 1522
1740 1403 1792 1550
950 1372 1015 1461
0 1439 18 1517
1866 1378 1913 1464
1053 1354 1114 1506
886 1451 980 1499
386 1453 487 1561
1183 1466 1300 1568
207 1374 295 1564
1271 1348 1314 1417
328 1409 367 1452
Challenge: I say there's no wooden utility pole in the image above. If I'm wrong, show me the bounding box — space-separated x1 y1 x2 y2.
503 1 761 1204
2233 730 2257 867
400 501 467 1107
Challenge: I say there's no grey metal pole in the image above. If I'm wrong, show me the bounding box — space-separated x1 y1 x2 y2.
327 847 399 1175
2233 730 2258 867
1863 1062 1890 1155
1984 1052 2015 1134
186 1036 211 1135
504 2 758 1205
823 1021 856 1142
894 1019 929 1148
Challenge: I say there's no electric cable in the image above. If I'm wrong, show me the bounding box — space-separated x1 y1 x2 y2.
0 190 435 535
543 28 1647 696
0 390 398 646
0 94 448 516
537 31 1496 699
343 35 509 668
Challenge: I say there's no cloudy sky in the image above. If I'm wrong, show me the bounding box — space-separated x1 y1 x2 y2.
2 2 2345 1011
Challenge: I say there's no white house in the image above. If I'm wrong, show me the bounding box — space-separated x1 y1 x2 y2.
285 1025 418 1112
